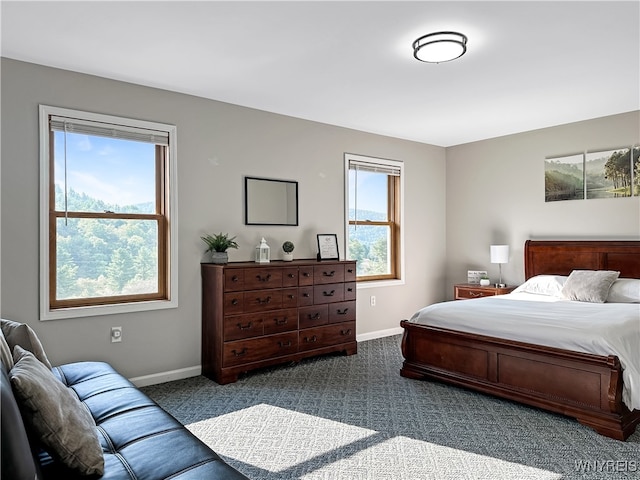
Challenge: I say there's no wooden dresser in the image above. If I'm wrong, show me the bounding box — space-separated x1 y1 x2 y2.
201 259 357 384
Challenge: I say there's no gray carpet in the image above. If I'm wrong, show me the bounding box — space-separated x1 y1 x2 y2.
142 336 639 479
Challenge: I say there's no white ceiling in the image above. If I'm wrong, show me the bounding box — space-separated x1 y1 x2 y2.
2 1 639 147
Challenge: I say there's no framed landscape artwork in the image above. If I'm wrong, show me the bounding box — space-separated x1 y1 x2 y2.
544 153 584 202
545 146 640 202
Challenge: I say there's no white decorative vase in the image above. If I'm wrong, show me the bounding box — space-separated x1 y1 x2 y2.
211 252 228 264
479 278 491 286
283 252 294 262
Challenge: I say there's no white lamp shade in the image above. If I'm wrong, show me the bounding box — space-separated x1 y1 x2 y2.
490 245 509 264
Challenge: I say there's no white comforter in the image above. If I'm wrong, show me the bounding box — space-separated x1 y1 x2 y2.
409 292 640 410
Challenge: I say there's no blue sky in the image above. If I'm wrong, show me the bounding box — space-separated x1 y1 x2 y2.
54 132 156 207
348 170 387 217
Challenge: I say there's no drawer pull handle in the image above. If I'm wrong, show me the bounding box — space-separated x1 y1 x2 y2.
308 313 321 320
323 290 335 297
231 275 239 282
303 293 310 298
347 268 354 273
237 321 253 330
231 299 239 306
257 296 272 305
347 287 353 292
256 274 272 282
303 272 311 277
288 294 295 299
304 335 318 343
341 329 352 335
232 348 247 357
323 271 336 277
278 340 292 348
275 318 288 325
288 273 295 278
337 308 348 315
469 292 484 297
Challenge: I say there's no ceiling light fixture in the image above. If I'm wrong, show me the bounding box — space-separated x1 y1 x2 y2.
413 31 467 63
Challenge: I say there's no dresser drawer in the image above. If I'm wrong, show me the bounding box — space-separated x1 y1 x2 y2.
263 309 298 335
243 289 283 313
223 332 298 367
344 282 356 301
282 288 298 309
454 284 516 300
328 301 356 323
298 286 314 306
223 292 244 315
223 313 264 341
314 265 344 284
313 283 344 304
282 268 299 287
299 266 314 286
344 263 356 282
299 322 356 352
299 305 328 329
243 268 283 290
224 269 245 292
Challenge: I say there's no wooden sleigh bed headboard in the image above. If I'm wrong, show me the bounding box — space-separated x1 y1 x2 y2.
525 240 640 280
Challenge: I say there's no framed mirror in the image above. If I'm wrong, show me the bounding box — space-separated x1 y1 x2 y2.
244 176 299 226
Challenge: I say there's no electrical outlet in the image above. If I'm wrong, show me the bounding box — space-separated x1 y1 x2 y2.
370 295 376 307
111 326 122 343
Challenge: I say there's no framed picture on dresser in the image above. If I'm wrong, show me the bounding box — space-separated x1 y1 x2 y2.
317 234 339 260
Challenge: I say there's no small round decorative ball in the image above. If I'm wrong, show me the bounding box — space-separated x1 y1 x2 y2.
282 241 295 253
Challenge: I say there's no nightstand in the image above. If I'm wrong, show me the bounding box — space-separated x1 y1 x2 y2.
454 283 516 300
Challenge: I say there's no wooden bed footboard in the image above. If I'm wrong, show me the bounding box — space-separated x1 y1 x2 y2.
400 320 640 440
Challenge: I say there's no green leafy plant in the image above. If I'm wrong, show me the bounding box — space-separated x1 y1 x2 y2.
201 233 239 253
282 241 295 253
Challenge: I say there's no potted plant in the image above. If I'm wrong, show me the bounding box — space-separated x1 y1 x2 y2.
480 274 491 286
201 233 239 264
282 241 295 262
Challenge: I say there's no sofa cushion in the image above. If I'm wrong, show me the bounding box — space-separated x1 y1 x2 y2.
1 365 41 480
0 330 13 372
1 318 52 369
10 346 104 476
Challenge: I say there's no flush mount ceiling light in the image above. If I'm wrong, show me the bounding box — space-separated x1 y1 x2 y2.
413 31 467 63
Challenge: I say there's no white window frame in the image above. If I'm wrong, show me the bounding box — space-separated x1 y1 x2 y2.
344 153 405 288
38 105 179 320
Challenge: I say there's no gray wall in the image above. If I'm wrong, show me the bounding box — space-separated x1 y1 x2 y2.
445 111 640 297
1 58 446 379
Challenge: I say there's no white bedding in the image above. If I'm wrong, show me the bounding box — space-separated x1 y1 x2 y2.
409 292 640 410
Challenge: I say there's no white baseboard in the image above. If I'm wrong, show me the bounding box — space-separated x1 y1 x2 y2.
356 327 403 342
129 329 402 387
129 365 201 387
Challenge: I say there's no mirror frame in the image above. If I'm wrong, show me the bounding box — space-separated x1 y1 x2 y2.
244 176 299 226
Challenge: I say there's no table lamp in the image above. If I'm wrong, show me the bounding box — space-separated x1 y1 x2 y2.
490 245 509 287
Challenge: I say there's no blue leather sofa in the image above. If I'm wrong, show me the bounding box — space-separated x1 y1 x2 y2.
2 358 250 479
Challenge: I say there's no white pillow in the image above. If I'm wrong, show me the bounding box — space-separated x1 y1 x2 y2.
561 270 620 303
512 275 567 296
606 278 640 303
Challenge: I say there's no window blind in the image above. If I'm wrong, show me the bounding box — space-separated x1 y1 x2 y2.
50 116 169 145
348 159 401 176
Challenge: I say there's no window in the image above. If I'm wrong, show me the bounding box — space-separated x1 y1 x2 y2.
39 105 178 320
345 154 403 282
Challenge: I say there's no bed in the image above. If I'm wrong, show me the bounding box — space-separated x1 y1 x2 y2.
400 240 640 440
